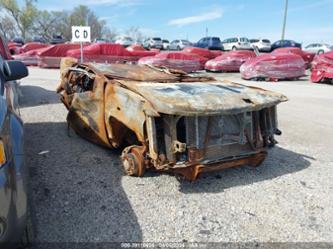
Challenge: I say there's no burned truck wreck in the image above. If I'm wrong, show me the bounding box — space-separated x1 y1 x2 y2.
57 60 287 180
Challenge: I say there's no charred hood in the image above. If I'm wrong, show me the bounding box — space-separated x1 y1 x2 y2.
60 62 288 115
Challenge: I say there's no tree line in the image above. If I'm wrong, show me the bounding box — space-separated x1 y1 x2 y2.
0 0 143 42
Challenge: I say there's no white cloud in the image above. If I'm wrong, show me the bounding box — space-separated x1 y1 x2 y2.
168 8 223 27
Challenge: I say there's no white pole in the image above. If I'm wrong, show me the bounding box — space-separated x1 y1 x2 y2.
80 41 83 63
281 0 288 40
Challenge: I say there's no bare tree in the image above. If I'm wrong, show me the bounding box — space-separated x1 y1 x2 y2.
0 14 17 39
125 26 144 43
1 2 119 42
102 26 118 41
0 0 38 39
32 10 65 40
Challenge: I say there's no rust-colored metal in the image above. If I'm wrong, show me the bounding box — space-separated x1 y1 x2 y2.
57 58 287 181
121 145 147 177
172 152 267 181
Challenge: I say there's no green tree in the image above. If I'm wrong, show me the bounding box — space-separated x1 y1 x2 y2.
0 0 38 39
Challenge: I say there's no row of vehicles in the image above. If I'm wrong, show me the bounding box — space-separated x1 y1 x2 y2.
194 37 332 54
120 36 332 55
11 35 333 54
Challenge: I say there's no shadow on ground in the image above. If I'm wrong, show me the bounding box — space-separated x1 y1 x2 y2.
178 146 313 193
24 121 142 243
19 85 59 108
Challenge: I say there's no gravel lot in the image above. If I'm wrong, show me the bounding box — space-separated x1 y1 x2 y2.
19 67 333 243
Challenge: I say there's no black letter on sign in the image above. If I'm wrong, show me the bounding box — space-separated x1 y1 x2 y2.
75 30 80 38
83 30 88 39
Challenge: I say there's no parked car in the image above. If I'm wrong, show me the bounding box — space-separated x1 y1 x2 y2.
143 37 163 49
0 34 32 247
138 51 203 72
57 59 287 181
115 36 134 47
304 43 332 55
311 51 333 83
240 53 305 81
222 37 252 51
249 38 271 52
12 37 24 46
169 40 192 50
32 36 47 43
271 39 301 51
272 47 315 69
205 50 256 72
93 38 110 43
50 34 66 44
195 37 223 50
162 39 170 50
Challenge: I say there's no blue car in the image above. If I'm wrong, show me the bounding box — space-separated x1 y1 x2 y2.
195 37 223 50
0 35 31 248
271 39 302 51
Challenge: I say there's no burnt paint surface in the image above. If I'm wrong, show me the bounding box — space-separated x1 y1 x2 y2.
58 60 287 179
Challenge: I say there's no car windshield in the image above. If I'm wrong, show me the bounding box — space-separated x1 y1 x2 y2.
262 39 270 43
181 40 190 44
240 38 249 42
212 37 220 42
153 38 161 41
162 40 169 43
250 39 259 43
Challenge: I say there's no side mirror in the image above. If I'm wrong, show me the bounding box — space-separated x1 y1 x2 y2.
3 60 28 81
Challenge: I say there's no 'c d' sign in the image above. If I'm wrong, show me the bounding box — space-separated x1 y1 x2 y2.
72 26 91 42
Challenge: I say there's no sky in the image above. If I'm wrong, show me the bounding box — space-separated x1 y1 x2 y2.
19 0 333 44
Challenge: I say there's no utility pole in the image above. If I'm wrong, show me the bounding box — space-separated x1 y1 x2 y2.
281 0 288 40
205 27 208 37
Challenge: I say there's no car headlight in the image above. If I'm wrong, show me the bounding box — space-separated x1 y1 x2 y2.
0 141 6 166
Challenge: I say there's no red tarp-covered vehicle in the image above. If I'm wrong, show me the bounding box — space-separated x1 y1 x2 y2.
38 43 83 68
182 47 222 59
19 42 49 53
13 47 49 66
240 53 306 81
67 43 157 64
8 42 22 55
138 52 204 72
272 47 315 69
205 50 256 72
311 51 333 83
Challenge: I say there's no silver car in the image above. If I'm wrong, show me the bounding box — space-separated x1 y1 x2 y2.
143 37 163 49
250 38 271 52
162 39 170 50
115 36 134 47
169 39 192 50
222 37 253 51
304 43 332 54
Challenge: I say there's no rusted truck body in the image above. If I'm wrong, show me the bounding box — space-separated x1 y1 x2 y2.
57 60 287 180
